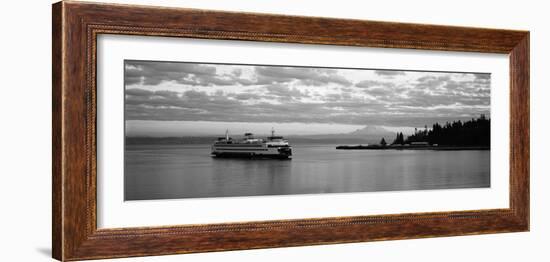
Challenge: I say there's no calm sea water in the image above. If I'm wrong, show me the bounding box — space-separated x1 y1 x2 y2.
124 144 490 200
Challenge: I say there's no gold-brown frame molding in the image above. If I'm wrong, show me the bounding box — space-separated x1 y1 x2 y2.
52 1 529 261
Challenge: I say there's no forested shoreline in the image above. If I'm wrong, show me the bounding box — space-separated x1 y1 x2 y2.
390 115 490 146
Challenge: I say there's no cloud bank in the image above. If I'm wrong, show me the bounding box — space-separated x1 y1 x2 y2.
125 60 490 128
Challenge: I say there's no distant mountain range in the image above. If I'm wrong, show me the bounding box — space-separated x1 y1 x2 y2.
126 125 395 145
348 125 394 136
287 126 394 144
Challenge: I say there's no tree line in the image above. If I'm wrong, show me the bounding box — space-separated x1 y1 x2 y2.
390 115 490 146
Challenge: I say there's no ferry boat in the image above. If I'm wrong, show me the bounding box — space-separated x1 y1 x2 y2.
211 129 292 159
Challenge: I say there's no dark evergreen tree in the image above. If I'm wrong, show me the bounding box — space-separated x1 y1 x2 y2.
392 133 399 145
404 115 490 146
380 138 387 146
392 132 406 145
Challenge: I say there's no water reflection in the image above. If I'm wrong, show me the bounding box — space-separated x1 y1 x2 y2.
125 144 490 200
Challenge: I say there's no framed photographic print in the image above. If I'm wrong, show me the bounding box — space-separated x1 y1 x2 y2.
52 1 529 261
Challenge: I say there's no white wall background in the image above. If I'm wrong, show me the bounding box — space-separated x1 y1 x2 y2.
0 0 546 261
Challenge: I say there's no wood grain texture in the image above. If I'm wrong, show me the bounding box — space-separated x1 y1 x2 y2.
509 35 530 226
52 2 63 260
52 1 530 261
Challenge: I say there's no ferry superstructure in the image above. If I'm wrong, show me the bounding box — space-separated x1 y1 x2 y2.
211 129 292 159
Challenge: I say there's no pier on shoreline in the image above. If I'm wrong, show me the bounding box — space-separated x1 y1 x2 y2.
335 145 490 150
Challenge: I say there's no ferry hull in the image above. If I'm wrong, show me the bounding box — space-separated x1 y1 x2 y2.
212 152 292 159
211 146 292 159
211 130 292 159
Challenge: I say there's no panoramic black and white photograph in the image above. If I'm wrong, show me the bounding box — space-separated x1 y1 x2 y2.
124 60 491 201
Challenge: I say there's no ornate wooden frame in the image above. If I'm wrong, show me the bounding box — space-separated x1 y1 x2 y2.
52 1 529 261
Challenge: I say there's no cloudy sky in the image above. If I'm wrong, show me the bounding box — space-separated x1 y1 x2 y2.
124 60 490 137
